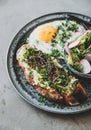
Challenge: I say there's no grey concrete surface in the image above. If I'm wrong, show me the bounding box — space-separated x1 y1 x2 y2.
0 0 91 130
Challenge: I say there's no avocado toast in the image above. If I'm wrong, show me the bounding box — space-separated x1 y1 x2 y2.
16 44 87 106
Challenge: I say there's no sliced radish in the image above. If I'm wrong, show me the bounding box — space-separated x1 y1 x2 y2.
68 30 91 49
64 42 70 54
68 40 80 49
80 59 91 74
85 54 91 63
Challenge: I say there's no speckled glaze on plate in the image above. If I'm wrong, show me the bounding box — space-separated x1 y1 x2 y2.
7 12 91 114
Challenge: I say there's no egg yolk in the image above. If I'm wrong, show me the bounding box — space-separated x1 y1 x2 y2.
39 25 57 42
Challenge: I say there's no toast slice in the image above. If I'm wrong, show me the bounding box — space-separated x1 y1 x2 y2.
16 44 87 105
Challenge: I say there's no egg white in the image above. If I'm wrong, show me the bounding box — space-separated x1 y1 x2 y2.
28 21 61 54
28 20 85 56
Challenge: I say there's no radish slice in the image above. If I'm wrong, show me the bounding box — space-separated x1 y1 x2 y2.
68 30 91 49
80 59 91 74
64 42 70 54
85 54 91 63
68 40 80 49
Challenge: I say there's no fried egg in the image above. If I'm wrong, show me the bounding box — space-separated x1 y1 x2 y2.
28 20 85 57
39 25 57 42
28 21 61 54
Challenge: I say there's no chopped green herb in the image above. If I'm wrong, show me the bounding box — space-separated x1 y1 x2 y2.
74 63 83 72
55 20 78 49
29 71 33 75
67 22 79 32
51 49 61 57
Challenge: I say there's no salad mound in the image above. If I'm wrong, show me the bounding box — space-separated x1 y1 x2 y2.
65 30 91 74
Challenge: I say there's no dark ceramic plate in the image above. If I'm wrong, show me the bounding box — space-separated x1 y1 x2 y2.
7 12 91 114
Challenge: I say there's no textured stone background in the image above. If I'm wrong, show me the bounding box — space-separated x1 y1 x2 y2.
0 0 91 130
